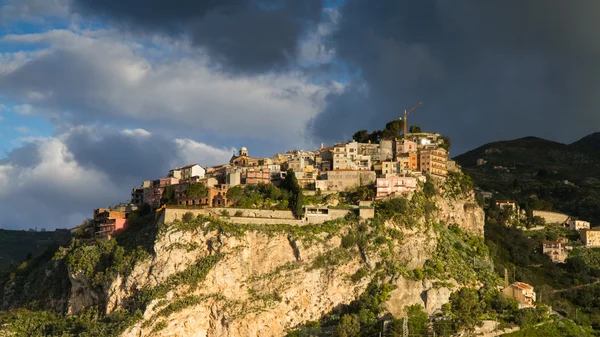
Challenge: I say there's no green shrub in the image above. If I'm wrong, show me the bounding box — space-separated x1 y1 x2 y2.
182 212 194 222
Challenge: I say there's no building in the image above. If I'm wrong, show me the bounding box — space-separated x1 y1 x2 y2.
542 239 569 263
381 161 403 176
568 219 591 231
502 282 536 308
332 142 373 171
227 170 242 186
131 187 144 205
169 164 205 181
477 158 487 166
379 139 394 161
316 170 376 193
419 148 448 177
396 139 418 154
446 159 458 173
376 176 418 199
496 200 517 210
246 167 271 185
176 184 231 208
406 133 443 149
93 208 131 238
230 147 263 167
141 177 180 208
180 164 205 181
580 229 600 247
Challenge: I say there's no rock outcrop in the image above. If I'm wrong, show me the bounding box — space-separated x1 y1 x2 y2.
1 184 488 337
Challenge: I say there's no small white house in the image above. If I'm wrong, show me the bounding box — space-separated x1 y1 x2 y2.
568 219 591 231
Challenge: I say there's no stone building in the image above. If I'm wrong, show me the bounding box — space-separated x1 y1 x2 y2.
316 170 376 193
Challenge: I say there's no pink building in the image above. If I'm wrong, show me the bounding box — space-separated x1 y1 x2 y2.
94 209 130 238
376 176 418 199
246 167 271 184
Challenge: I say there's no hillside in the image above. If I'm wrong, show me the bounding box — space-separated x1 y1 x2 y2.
0 229 71 270
455 134 600 223
571 132 600 151
0 177 515 337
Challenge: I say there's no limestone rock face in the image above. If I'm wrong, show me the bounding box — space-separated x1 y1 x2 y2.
68 272 100 314
436 191 485 236
385 278 454 316
59 194 486 337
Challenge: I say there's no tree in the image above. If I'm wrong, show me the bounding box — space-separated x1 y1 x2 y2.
450 288 483 331
409 125 422 133
440 136 452 151
226 186 244 206
139 203 152 216
335 314 360 337
423 179 436 198
406 304 429 335
186 182 208 199
381 120 404 139
352 130 369 143
282 169 304 218
160 186 177 205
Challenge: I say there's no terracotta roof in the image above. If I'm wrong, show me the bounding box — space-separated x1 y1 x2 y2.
513 282 533 291
181 164 201 169
330 169 375 172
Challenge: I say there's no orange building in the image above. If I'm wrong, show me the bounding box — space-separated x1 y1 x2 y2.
94 208 130 238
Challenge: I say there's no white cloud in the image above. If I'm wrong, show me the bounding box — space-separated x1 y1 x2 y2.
0 29 331 149
0 0 69 25
0 125 234 230
174 138 235 166
122 128 151 137
14 104 36 115
298 8 339 64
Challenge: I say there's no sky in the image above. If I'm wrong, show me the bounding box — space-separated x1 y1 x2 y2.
0 0 599 230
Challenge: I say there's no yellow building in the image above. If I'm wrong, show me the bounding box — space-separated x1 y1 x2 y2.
581 229 600 247
418 148 448 177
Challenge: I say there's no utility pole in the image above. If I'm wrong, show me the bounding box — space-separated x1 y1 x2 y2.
403 316 408 337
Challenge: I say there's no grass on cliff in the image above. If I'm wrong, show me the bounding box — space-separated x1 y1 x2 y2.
0 306 143 337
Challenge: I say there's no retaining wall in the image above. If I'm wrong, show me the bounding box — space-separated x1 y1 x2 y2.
533 210 569 225
161 206 371 226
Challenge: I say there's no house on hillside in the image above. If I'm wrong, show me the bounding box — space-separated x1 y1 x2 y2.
169 164 205 181
376 176 418 199
93 207 134 239
580 229 600 247
502 282 536 309
418 148 448 178
542 238 570 263
568 219 591 231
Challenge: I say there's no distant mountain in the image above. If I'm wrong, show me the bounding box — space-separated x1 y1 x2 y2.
455 134 600 224
0 229 71 270
570 132 600 151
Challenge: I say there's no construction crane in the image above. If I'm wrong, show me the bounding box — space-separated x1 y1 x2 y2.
401 101 422 140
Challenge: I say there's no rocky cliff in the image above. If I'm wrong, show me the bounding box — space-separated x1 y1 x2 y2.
0 177 494 337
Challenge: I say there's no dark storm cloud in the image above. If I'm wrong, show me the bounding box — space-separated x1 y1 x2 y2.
71 0 324 72
310 0 600 154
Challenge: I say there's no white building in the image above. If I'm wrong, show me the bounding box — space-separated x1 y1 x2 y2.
568 219 591 231
332 141 373 171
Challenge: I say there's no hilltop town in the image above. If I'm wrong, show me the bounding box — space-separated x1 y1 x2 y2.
91 126 456 238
